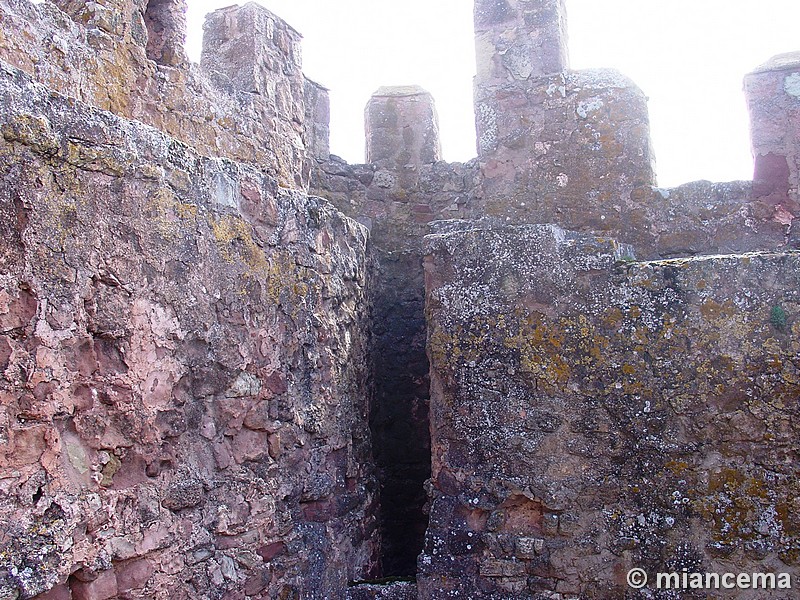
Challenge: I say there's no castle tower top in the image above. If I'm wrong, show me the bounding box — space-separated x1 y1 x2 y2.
474 0 569 85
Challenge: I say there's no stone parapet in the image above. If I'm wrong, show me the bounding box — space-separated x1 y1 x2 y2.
201 2 303 96
312 157 480 252
474 69 656 218
474 0 569 86
0 0 319 187
312 159 795 261
421 222 800 598
0 61 378 599
305 78 332 161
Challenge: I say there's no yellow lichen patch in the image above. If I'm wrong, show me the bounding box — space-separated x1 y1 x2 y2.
264 251 299 302
148 187 199 239
503 314 570 391
29 176 86 250
175 202 199 221
570 315 608 364
695 468 795 551
100 453 122 487
699 298 735 320
428 323 486 376
601 307 624 329
65 141 132 176
664 460 689 475
1 113 60 155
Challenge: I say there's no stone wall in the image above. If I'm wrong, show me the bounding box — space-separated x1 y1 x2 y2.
421 223 800 598
0 61 377 599
307 16 800 579
0 0 324 187
3 0 800 597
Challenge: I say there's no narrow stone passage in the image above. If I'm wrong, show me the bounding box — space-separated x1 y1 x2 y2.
370 252 432 577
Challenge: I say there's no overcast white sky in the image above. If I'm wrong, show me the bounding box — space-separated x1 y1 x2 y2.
187 1 800 188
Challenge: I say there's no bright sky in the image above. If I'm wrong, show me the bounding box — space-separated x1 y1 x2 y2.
187 1 800 188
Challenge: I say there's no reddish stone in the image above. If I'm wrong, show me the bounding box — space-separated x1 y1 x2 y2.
436 470 460 495
0 287 37 331
115 559 154 593
0 336 12 370
263 371 288 395
33 583 71 600
6 425 48 467
301 499 335 523
267 433 281 460
70 569 117 600
256 541 286 562
231 429 269 464
244 572 271 596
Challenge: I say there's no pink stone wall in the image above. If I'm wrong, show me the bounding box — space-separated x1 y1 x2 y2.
0 63 378 600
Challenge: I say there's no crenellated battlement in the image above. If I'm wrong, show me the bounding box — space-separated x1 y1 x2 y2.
0 0 329 187
2 2 800 599
316 0 800 261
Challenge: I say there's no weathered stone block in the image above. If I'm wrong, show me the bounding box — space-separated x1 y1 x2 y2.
365 86 441 169
70 569 118 600
745 52 800 228
421 222 800 597
305 77 331 160
143 0 188 66
201 2 302 96
474 69 655 224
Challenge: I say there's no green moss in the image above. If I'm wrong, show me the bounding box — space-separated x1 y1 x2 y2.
770 305 787 332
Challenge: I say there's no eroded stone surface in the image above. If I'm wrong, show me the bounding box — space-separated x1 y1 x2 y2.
421 223 800 598
0 62 378 600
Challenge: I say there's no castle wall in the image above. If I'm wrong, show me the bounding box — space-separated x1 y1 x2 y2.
3 0 800 597
421 223 800 598
308 33 800 578
0 0 322 187
0 61 378 599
